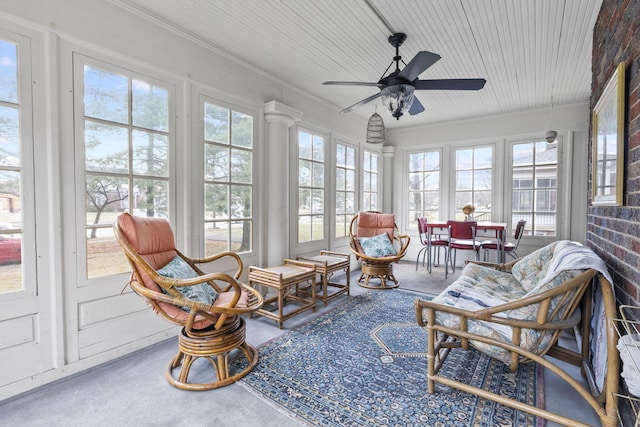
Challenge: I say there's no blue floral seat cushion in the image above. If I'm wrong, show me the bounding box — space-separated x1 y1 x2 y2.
358 232 397 258
156 256 218 309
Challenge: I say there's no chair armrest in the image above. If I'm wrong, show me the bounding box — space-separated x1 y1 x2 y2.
154 270 243 295
396 234 411 257
184 250 243 281
416 269 596 329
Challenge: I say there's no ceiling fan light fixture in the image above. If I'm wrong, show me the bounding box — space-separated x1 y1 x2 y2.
381 84 414 120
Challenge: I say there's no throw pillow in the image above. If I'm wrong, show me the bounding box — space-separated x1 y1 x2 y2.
156 256 218 307
359 232 397 258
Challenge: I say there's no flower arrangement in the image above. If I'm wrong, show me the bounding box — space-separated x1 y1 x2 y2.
462 204 475 220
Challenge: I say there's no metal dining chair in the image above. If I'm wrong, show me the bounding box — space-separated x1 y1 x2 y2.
446 220 481 277
415 217 449 273
481 219 526 262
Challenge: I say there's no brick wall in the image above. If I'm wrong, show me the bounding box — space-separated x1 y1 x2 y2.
589 0 640 308
590 1 640 423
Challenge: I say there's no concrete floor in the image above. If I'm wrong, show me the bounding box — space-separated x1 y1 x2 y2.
0 262 601 426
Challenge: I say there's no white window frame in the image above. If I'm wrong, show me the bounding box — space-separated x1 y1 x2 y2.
451 144 494 221
362 149 380 212
507 137 562 237
295 126 328 247
407 148 443 229
71 53 176 287
0 29 37 301
200 95 256 256
334 140 357 239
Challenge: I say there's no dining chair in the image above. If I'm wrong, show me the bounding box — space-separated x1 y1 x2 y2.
481 219 526 262
446 220 480 277
415 217 448 273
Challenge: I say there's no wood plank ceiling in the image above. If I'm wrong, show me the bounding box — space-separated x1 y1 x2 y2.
109 0 602 129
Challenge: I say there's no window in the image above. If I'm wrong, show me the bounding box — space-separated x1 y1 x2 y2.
203 101 253 255
362 150 379 211
335 143 355 238
0 38 24 293
409 150 441 226
454 146 492 220
512 141 557 236
79 58 171 278
298 130 324 242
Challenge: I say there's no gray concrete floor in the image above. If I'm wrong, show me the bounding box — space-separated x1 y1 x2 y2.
0 262 600 426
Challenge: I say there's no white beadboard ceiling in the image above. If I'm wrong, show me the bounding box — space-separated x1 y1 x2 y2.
109 0 602 129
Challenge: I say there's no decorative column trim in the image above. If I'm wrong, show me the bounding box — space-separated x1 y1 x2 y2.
264 100 303 127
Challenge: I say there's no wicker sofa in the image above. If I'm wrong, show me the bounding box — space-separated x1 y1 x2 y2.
416 240 619 427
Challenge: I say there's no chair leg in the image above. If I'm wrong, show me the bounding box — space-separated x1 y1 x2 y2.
443 247 449 278
416 246 427 270
452 249 457 273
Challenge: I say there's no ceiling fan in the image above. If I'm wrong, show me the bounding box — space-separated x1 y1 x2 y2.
323 33 486 120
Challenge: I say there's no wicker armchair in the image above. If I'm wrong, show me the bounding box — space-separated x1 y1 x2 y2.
114 212 263 391
348 211 410 289
415 242 619 427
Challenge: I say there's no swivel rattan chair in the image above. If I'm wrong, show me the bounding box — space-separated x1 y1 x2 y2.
114 212 263 390
348 211 410 289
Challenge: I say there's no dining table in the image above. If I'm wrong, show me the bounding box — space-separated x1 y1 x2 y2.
426 220 508 265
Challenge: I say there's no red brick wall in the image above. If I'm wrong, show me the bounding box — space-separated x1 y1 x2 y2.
589 0 640 308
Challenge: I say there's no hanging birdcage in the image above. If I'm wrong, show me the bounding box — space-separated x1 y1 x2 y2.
366 111 385 144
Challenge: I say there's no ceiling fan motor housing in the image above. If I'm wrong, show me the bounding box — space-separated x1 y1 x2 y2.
388 32 407 48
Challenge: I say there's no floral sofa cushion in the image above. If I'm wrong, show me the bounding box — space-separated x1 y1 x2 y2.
432 263 534 361
510 242 557 292
430 243 587 363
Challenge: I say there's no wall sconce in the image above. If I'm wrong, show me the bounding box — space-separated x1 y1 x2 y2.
545 96 557 143
381 84 415 120
545 130 558 143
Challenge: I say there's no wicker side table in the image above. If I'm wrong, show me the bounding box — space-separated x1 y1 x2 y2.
297 251 350 305
248 259 316 329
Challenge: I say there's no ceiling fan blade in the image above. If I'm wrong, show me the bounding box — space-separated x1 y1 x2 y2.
413 78 487 90
340 92 382 114
323 81 381 87
408 96 425 115
398 51 441 82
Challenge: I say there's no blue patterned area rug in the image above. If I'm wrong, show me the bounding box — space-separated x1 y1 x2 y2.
239 289 544 427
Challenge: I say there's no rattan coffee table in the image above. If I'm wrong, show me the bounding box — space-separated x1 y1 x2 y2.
297 251 350 305
248 259 316 329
